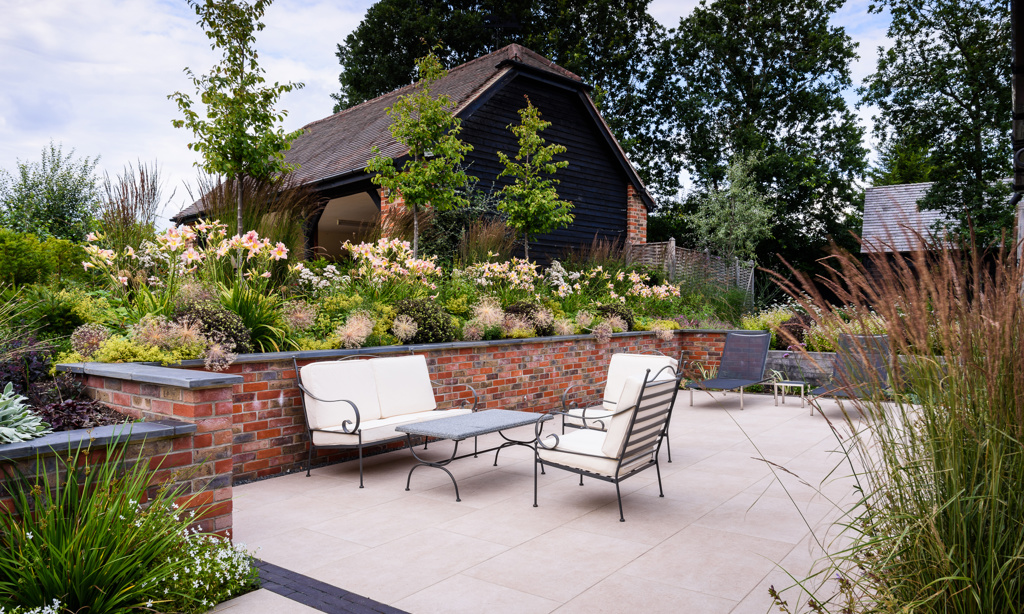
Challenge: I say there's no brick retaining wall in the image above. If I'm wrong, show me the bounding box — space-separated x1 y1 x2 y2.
61 330 727 485
0 420 234 536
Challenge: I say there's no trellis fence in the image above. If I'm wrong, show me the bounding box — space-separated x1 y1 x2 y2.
628 239 755 304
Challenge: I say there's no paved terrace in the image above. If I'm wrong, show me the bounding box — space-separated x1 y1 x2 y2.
214 393 860 614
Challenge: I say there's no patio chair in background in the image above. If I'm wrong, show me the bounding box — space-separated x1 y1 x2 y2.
808 334 891 416
559 352 678 459
684 330 771 410
535 369 684 521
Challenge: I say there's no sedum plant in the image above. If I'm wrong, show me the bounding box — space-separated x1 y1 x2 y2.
0 382 51 443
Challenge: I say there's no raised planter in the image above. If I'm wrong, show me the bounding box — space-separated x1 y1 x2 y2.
0 418 234 536
765 349 833 387
58 329 730 485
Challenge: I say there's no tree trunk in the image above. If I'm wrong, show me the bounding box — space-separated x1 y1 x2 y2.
412 204 419 259
236 174 244 236
524 236 530 262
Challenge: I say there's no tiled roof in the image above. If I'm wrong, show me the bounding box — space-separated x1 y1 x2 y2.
283 44 579 187
861 182 948 253
173 45 581 222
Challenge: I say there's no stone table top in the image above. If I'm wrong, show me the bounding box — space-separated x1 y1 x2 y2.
396 409 550 441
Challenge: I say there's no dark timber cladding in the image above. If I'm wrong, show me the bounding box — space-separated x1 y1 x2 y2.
170 44 655 255
461 75 629 262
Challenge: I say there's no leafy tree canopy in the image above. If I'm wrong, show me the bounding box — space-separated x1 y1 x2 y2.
496 96 574 261
685 154 772 263
365 52 474 258
0 141 100 242
868 137 936 186
332 0 672 199
169 0 305 233
661 0 867 269
860 0 1011 244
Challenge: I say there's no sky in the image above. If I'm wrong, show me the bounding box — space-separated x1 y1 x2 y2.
0 0 891 221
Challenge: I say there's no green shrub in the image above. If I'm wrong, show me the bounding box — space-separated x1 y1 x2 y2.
0 443 258 612
367 303 399 347
17 285 86 343
41 237 90 286
740 304 796 349
804 313 887 352
219 284 292 352
595 304 635 331
176 301 253 354
504 301 555 336
295 336 337 350
0 382 51 443
307 293 364 340
91 336 176 364
394 299 458 344
0 229 53 286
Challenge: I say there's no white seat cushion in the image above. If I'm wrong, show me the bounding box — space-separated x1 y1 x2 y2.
311 408 473 446
372 355 438 418
537 429 651 478
602 354 677 408
300 360 382 428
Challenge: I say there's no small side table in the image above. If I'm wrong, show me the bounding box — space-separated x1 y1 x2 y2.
773 380 807 407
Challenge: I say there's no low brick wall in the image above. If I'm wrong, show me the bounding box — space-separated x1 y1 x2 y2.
60 330 728 485
0 419 233 536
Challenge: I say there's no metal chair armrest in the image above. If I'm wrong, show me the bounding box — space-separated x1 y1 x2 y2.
295 380 362 434
461 383 481 411
561 383 594 412
431 380 481 412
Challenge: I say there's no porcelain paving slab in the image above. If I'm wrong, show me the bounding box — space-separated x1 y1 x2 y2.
395 574 560 614
226 394 861 613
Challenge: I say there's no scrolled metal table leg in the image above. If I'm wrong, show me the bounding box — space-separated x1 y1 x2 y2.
404 434 463 502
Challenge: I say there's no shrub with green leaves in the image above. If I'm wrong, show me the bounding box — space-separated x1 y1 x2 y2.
504 301 555 336
0 382 51 443
595 304 635 331
0 443 258 612
175 300 253 354
219 283 292 352
394 298 458 344
0 229 53 287
740 304 796 349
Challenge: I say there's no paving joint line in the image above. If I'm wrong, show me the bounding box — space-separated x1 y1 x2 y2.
255 559 410 614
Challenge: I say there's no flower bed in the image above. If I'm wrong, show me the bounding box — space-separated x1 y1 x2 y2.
58 227 735 374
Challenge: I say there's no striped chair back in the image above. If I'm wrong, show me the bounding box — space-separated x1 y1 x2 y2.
604 372 682 471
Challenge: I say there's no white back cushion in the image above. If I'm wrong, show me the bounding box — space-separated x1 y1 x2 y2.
603 354 677 408
300 361 382 428
372 355 438 418
601 375 646 458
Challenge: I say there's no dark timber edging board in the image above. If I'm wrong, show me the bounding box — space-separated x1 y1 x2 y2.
256 560 409 614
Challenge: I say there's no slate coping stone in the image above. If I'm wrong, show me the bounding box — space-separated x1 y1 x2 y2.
0 419 196 462
56 362 243 389
100 329 733 369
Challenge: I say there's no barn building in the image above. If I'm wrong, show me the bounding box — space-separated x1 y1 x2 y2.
174 44 654 261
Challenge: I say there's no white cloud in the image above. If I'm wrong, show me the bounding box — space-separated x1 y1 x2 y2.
0 0 369 220
0 0 890 223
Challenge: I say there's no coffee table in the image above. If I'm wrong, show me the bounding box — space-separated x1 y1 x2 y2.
396 409 552 502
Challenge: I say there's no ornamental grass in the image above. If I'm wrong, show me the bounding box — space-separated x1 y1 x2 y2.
771 234 1024 613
